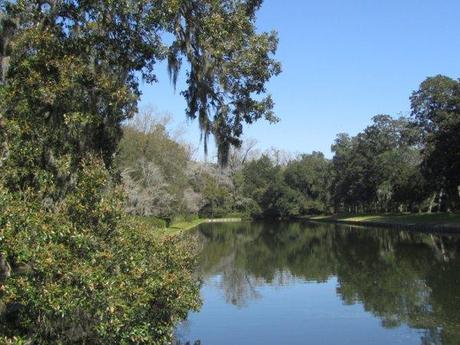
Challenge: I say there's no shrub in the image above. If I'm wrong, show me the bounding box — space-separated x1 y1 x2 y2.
0 157 201 344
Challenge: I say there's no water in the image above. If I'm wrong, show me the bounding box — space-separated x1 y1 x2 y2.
175 221 460 345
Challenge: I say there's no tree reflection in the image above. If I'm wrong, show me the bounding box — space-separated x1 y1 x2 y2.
193 222 460 344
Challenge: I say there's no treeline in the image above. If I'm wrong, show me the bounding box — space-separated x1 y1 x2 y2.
332 75 460 213
120 75 460 220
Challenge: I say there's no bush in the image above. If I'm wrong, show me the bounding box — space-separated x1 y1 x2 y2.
0 157 201 344
141 216 168 229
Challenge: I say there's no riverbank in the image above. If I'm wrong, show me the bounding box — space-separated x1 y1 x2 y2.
137 217 243 236
164 218 243 235
307 213 460 232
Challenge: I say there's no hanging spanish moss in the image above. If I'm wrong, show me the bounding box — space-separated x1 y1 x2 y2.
167 0 281 166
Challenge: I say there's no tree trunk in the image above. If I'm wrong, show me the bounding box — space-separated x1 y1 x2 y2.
437 189 444 213
430 234 448 262
427 193 437 213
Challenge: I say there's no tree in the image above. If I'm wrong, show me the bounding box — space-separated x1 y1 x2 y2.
117 111 191 218
241 155 278 214
167 0 281 165
284 152 331 214
0 0 279 342
227 138 259 174
330 116 428 213
240 155 304 218
410 75 460 211
330 133 357 212
1 0 280 198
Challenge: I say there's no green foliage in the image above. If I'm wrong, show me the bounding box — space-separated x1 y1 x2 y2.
410 75 460 210
116 75 460 221
116 113 251 220
198 172 232 218
5 0 295 342
141 216 168 229
1 0 163 193
327 76 460 214
169 0 281 165
239 154 329 218
1 0 279 186
0 0 280 341
116 113 192 218
330 115 430 213
0 157 200 344
312 212 460 226
284 152 331 214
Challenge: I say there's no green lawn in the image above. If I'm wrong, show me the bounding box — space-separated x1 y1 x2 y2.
136 217 243 237
164 218 210 235
310 213 460 227
166 218 243 233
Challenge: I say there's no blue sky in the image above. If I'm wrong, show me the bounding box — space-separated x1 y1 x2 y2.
139 0 460 159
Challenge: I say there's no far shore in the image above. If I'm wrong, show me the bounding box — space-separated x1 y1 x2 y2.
142 213 460 236
306 213 460 233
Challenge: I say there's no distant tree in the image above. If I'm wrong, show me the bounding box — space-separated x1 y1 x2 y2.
284 152 331 214
410 75 460 211
330 133 356 212
240 155 304 218
267 147 293 166
261 180 305 218
330 116 428 213
117 111 191 217
241 155 277 208
227 138 259 174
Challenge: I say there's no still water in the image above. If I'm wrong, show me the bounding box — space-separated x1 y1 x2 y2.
175 221 460 345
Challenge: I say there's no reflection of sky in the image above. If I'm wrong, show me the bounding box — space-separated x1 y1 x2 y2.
176 276 423 345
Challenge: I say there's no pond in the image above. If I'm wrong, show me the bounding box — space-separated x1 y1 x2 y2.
175 221 460 345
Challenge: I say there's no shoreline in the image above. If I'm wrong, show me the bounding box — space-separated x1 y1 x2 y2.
305 214 460 234
162 217 243 235
145 214 460 235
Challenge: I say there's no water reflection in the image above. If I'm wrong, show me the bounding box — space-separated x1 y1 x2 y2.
180 222 460 345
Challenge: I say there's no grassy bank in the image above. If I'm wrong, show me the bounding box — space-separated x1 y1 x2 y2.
164 219 210 235
136 216 243 236
308 213 460 230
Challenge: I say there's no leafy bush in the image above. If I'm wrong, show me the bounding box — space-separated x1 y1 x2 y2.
141 216 168 229
0 157 201 344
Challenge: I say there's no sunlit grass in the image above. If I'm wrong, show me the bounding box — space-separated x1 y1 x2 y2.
135 217 243 237
311 213 460 226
